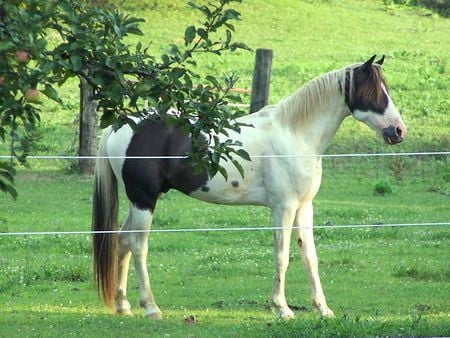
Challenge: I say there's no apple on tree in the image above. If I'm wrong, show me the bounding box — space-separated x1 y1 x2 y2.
15 50 30 64
25 88 40 102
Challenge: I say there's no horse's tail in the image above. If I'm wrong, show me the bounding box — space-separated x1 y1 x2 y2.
92 127 118 310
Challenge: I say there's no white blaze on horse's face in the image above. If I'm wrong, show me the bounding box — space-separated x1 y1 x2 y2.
352 84 407 145
347 55 407 145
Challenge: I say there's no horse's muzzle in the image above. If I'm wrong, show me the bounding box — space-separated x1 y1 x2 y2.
382 125 405 145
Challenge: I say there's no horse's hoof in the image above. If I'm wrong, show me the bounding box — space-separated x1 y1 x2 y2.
279 313 295 320
313 301 334 319
116 308 132 316
279 308 295 320
145 311 163 320
321 308 334 319
271 304 295 320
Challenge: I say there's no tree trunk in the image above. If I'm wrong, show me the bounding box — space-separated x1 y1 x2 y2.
79 77 98 175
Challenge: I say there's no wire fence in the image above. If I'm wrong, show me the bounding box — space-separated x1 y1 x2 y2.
0 222 449 237
0 151 449 160
0 151 448 237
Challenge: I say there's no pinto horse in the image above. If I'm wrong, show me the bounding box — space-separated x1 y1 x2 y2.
92 55 407 319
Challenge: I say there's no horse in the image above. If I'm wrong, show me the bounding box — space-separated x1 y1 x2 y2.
92 55 407 320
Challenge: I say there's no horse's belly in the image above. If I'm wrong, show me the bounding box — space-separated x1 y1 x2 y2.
189 175 268 206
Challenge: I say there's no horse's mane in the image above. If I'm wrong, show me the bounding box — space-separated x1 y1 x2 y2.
274 67 347 128
272 63 386 129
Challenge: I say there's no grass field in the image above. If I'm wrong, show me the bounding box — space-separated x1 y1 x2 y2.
0 0 449 336
0 160 449 336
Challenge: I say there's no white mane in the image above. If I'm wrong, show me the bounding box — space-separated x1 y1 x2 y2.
275 67 348 128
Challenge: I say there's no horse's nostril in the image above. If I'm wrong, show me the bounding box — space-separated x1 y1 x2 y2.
396 127 402 137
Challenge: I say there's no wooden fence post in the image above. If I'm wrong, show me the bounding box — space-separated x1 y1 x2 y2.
79 76 98 175
250 48 273 113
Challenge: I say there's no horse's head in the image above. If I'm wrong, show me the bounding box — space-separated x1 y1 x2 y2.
346 55 407 145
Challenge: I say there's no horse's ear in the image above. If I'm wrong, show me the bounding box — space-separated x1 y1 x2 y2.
362 55 377 71
375 55 385 66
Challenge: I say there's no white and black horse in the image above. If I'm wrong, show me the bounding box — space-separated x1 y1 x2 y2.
92 55 407 319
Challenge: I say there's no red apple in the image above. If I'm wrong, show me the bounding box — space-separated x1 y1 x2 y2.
25 88 40 102
15 50 30 64
0 76 4 86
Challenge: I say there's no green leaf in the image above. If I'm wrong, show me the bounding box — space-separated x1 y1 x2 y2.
0 162 17 199
0 180 18 199
100 109 116 128
170 67 186 80
127 27 144 36
211 151 220 165
0 41 15 51
225 29 232 45
161 54 171 66
188 2 212 17
114 25 123 37
184 25 196 46
217 165 228 181
235 149 251 161
197 28 208 40
70 54 82 71
205 75 220 87
42 84 63 104
223 8 241 21
134 82 152 96
105 56 113 68
229 42 253 52
231 159 245 178
168 44 181 56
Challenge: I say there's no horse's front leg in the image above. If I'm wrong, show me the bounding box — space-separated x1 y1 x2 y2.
295 202 334 318
271 205 296 319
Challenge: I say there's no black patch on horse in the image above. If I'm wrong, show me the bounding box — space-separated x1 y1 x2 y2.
122 119 208 211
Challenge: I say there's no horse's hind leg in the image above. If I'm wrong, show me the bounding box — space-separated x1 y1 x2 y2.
294 202 334 318
115 211 133 315
128 206 162 319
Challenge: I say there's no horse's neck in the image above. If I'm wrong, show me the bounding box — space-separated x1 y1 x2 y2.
277 71 348 155
299 103 347 155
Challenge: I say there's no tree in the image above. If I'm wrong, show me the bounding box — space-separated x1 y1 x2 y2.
0 0 251 198
79 75 98 175
0 0 59 198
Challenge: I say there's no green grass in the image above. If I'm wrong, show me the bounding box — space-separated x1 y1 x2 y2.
0 157 448 336
0 0 449 336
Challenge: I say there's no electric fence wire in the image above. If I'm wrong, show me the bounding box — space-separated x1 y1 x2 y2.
0 222 448 237
0 151 447 237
